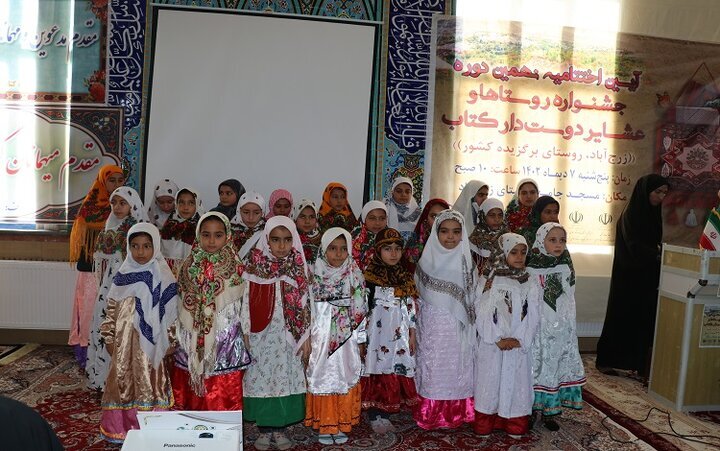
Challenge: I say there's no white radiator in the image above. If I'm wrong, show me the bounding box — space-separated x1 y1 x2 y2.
0 260 75 330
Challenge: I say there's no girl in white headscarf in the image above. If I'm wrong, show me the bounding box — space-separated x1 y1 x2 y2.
160 187 205 273
230 191 266 259
385 177 422 241
473 233 540 439
453 180 489 228
293 198 322 265
87 186 148 390
99 223 178 443
413 210 477 430
147 178 178 228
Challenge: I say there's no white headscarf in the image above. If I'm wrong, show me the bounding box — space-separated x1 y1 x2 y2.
385 177 421 236
106 186 148 230
292 198 319 221
314 228 364 304
500 232 528 257
453 180 489 228
361 200 387 222
147 179 179 228
256 216 307 266
168 187 205 222
232 191 266 258
108 223 178 368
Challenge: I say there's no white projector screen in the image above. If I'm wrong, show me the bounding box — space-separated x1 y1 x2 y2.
144 8 377 215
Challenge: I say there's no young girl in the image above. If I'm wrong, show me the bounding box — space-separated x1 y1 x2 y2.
414 210 476 430
305 227 367 445
210 178 245 220
99 223 178 442
351 200 387 271
524 195 560 248
160 187 204 273
473 233 540 438
385 177 421 241
453 180 489 228
69 165 124 367
318 182 358 233
147 179 178 228
230 192 266 259
241 216 312 451
87 187 147 390
293 198 322 265
527 223 585 431
362 228 419 434
403 198 450 274
469 198 509 277
266 189 294 218
172 212 251 410
505 178 539 236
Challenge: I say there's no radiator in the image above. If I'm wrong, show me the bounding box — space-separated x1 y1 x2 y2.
576 322 603 337
0 260 75 330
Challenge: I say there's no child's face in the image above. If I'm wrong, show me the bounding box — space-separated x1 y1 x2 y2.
540 203 560 224
365 208 387 234
111 195 130 219
380 243 402 266
544 227 567 257
326 235 348 268
295 206 317 233
273 198 292 217
392 183 412 205
156 195 175 214
473 186 489 206
506 244 527 269
518 182 538 208
240 203 263 228
130 234 154 265
329 188 347 212
425 204 446 229
104 172 125 194
218 185 237 207
177 192 197 219
438 219 462 250
268 226 293 259
199 219 227 253
485 208 504 230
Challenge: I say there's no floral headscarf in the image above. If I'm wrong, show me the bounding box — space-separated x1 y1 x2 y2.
230 192 266 258
363 228 418 298
293 198 322 264
505 178 538 234
403 198 451 273
160 187 204 246
469 198 509 277
318 182 358 232
527 222 575 312
96 187 147 256
351 200 387 271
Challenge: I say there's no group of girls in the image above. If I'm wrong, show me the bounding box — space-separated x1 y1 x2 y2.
67 169 584 448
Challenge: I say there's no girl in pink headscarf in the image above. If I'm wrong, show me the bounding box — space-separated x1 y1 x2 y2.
266 189 294 219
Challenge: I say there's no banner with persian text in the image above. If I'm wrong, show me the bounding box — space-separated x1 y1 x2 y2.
428 18 720 246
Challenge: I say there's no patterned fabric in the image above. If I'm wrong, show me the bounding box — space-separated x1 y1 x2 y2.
364 228 418 299
230 192 266 257
293 198 322 264
452 180 488 228
95 187 147 257
527 223 575 312
505 178 538 234
147 178 178 228
385 177 421 239
351 224 380 271
403 198 450 273
484 233 530 292
469 198 509 277
318 182 358 232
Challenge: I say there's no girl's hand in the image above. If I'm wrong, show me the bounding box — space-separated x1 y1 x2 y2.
409 328 417 356
298 339 312 368
359 343 367 362
243 334 251 351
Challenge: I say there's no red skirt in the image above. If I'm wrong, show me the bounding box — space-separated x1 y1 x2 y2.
171 366 244 411
361 374 418 413
473 412 530 436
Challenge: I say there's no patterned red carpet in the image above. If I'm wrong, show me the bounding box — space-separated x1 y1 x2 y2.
1 345 715 450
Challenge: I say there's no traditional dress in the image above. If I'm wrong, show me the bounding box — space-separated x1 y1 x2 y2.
172 212 251 410
146 178 178 228
453 180 489 228
596 174 669 375
473 233 540 437
266 188 294 219
385 177 421 241
293 198 322 266
403 198 450 274
99 223 178 442
523 196 559 248
160 187 204 273
230 192 266 259
318 182 359 233
468 198 509 277
241 216 312 428
68 165 124 367
210 178 246 220
527 223 585 417
351 200 387 271
414 210 476 429
305 228 367 435
87 187 147 390
362 228 419 412
505 178 538 236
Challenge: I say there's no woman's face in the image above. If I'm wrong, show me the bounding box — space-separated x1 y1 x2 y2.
473 186 489 206
649 185 669 206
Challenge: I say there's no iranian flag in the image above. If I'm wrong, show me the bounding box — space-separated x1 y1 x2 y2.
700 207 720 250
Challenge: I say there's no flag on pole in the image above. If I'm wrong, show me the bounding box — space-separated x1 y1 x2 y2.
700 206 720 250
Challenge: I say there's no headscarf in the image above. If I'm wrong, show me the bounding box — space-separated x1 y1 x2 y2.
385 176 421 237
230 191 266 258
147 179 178 228
104 187 148 231
453 180 489 227
241 216 312 351
313 228 367 357
177 212 243 394
415 209 477 331
363 227 418 299
161 187 205 256
266 189 294 219
293 198 322 264
506 178 539 233
485 233 530 287
525 195 560 248
69 164 124 263
352 200 387 271
619 174 669 256
318 182 358 232
403 198 451 273
108 223 178 368
527 222 575 313
210 178 246 220
469 198 509 277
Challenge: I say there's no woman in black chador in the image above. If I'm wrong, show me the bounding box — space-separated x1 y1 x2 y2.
596 174 669 377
